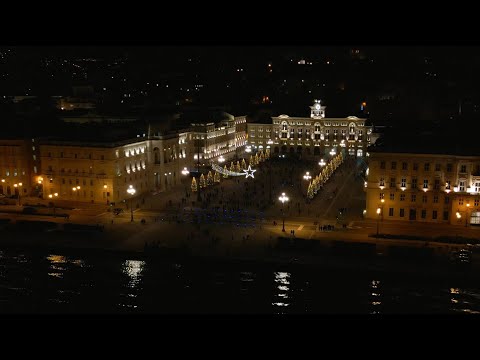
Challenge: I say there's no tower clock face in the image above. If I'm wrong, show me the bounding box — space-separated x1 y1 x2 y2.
315 104 321 110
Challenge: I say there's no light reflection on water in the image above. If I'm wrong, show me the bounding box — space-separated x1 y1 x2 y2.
2 250 480 313
119 259 146 310
273 271 290 310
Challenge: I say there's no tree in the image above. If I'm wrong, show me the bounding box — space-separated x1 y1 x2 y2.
191 177 198 192
236 161 241 173
230 161 235 173
223 165 229 178
199 174 206 189
241 158 247 170
307 182 314 199
207 171 213 186
214 171 221 183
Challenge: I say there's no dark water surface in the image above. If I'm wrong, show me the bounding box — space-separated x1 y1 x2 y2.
0 248 479 314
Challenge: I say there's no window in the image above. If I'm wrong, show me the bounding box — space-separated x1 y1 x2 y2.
475 182 480 193
460 180 465 192
379 193 385 200
433 195 438 203
424 163 430 171
380 161 385 169
90 180 94 186
74 154 77 159
432 210 438 220
390 193 395 200
435 163 441 171
447 163 453 172
443 211 449 221
391 162 397 170
413 163 418 171
446 180 451 190
389 208 394 216
445 196 450 204
62 178 65 184
400 208 405 217
422 195 428 203
475 199 479 207
400 194 405 201
423 179 429 189
411 194 416 202
401 178 406 187
460 164 467 173
402 162 408 170
390 178 396 188
412 178 417 189
421 210 427 219
379 178 385 187
434 179 440 190
459 198 464 205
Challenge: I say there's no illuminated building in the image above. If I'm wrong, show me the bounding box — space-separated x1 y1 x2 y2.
0 138 39 197
40 139 149 204
246 100 377 157
366 148 480 225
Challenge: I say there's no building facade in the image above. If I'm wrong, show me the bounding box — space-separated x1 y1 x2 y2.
365 151 480 226
246 100 376 158
0 138 39 197
40 139 150 204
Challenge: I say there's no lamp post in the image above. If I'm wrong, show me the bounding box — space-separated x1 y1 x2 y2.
318 159 326 167
127 185 136 222
279 192 289 232
48 192 58 216
376 207 381 237
466 203 471 227
13 183 22 206
303 171 312 181
181 167 190 195
380 198 385 221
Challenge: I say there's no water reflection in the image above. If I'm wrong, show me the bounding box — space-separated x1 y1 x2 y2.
47 255 67 279
273 271 290 310
369 279 381 314
122 260 145 289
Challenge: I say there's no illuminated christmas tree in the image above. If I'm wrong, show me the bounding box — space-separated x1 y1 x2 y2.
230 161 235 173
265 148 270 159
307 182 314 199
249 154 254 165
214 171 221 183
241 158 247 170
223 165 229 178
259 151 265 162
207 171 213 186
199 174 206 189
254 153 259 165
236 161 241 173
191 177 198 192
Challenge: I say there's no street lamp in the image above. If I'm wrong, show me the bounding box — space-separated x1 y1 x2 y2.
376 207 381 237
318 159 326 167
466 203 471 227
48 192 59 216
278 192 289 232
127 185 136 222
13 183 22 206
181 167 190 195
218 156 225 163
303 171 312 181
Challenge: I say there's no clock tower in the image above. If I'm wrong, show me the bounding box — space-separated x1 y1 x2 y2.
310 99 326 118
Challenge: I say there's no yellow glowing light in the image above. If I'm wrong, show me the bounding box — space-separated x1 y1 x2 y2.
103 185 107 189
376 208 381 215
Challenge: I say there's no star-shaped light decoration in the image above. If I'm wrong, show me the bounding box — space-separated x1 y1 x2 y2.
243 165 256 179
